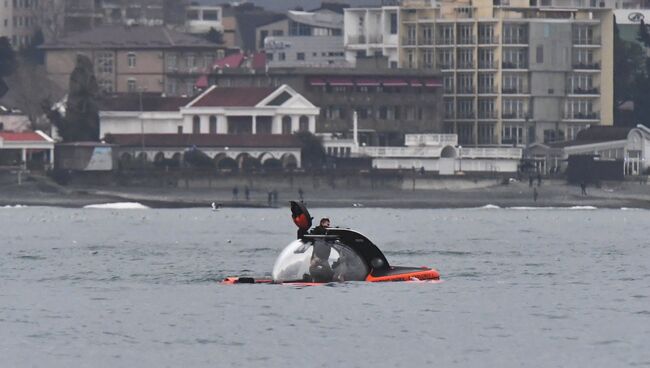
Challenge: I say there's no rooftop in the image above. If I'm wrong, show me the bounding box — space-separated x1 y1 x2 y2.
189 86 276 107
100 94 192 112
42 25 222 50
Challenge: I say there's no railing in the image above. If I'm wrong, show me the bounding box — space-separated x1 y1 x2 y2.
502 112 527 119
405 134 458 147
502 37 528 44
358 146 442 158
457 87 475 94
457 37 475 45
569 87 600 95
347 35 366 44
478 61 496 69
478 112 497 119
420 37 434 46
444 111 455 118
502 61 528 69
502 87 529 94
461 147 522 159
438 63 454 70
437 38 454 45
478 87 497 94
402 37 417 46
564 112 600 120
457 61 474 69
457 111 475 119
573 37 600 45
572 62 600 70
478 36 498 44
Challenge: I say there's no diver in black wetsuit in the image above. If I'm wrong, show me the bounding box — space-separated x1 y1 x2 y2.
308 218 333 282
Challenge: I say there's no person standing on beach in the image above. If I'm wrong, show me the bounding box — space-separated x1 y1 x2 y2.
533 187 538 202
529 176 534 187
244 186 250 201
232 186 239 200
580 181 587 196
537 172 542 186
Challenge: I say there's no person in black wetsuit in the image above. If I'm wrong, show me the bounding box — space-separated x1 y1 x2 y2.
311 218 330 235
308 218 333 282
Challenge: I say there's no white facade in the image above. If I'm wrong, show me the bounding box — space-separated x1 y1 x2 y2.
100 84 319 137
344 6 400 68
184 5 223 33
322 133 522 174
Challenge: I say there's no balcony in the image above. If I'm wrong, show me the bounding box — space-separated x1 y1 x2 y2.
347 35 366 44
444 111 455 118
573 37 600 46
402 37 417 46
478 111 497 119
461 147 522 159
502 112 528 119
478 87 497 94
457 111 475 119
438 62 454 70
502 37 528 45
457 61 474 69
420 37 434 46
437 38 454 45
501 87 529 94
457 37 475 45
456 86 475 94
569 87 600 95
572 62 600 70
564 112 600 120
502 61 528 69
478 61 496 69
478 36 498 45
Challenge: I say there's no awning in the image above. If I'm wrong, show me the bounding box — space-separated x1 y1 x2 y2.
308 77 327 86
382 78 408 87
355 78 381 86
409 79 424 87
327 78 354 86
424 79 443 87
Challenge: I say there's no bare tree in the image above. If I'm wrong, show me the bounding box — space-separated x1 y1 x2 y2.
31 0 67 42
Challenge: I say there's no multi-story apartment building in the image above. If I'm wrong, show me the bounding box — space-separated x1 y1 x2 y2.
42 25 230 96
206 61 443 146
345 0 615 147
259 9 346 68
1 0 40 49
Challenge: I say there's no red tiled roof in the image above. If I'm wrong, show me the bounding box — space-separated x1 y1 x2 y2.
100 94 192 112
250 52 267 70
190 87 276 107
213 53 245 69
110 134 302 148
0 131 46 142
195 75 209 89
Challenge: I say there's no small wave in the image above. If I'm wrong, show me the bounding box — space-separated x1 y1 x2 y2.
478 204 500 209
569 206 597 210
2 204 28 208
509 206 556 210
621 207 644 211
84 202 149 209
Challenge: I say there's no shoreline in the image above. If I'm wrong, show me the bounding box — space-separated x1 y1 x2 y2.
2 177 650 209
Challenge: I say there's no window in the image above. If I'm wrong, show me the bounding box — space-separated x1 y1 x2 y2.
187 54 196 69
422 50 434 69
478 49 494 69
478 24 494 44
502 98 525 118
127 79 136 92
437 49 453 69
458 24 473 44
167 54 177 70
478 98 495 118
390 13 398 34
438 25 454 44
478 73 494 93
96 52 114 74
187 10 199 20
536 45 544 64
299 116 309 131
457 73 473 94
457 98 474 118
192 115 200 133
502 124 523 145
272 30 284 36
209 116 217 133
266 53 274 61
177 126 183 134
297 52 305 61
98 79 114 93
279 52 286 61
203 10 219 21
127 52 136 68
478 124 495 144
457 49 473 69
282 116 292 134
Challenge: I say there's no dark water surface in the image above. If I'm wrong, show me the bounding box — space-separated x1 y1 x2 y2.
1 206 649 367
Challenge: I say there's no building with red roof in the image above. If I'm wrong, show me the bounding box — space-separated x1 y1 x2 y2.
0 130 55 168
99 85 319 169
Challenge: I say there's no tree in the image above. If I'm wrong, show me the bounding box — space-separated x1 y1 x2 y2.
614 21 647 124
30 0 66 42
295 131 326 171
205 27 223 44
49 55 100 142
0 36 17 98
637 19 650 47
21 29 45 64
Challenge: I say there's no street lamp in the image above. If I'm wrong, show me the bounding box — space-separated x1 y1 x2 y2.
139 87 147 168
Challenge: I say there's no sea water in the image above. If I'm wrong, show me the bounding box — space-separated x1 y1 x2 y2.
1 206 649 367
